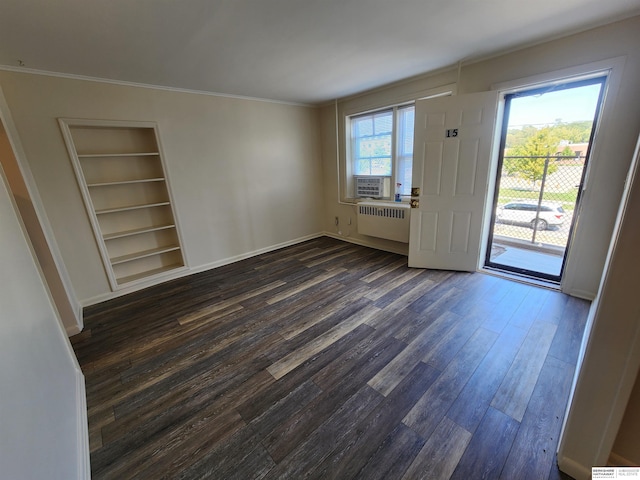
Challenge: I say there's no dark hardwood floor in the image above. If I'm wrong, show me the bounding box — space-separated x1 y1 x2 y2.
71 237 587 479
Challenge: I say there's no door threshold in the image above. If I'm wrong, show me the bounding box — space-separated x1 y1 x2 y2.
480 266 561 291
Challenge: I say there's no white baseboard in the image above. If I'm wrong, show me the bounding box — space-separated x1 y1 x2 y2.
75 367 90 479
557 454 593 480
323 232 409 256
65 301 84 336
79 232 409 311
608 451 637 467
187 232 324 276
563 286 596 301
80 232 325 308
66 323 82 337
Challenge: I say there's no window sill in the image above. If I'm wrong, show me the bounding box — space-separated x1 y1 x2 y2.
342 197 410 206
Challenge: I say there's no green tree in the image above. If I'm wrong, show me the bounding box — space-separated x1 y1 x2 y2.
505 120 592 150
560 146 575 157
504 127 559 188
505 125 538 150
554 120 593 143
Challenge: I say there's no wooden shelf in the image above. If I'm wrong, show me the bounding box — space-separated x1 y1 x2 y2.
95 202 171 215
87 178 165 187
59 118 185 290
77 152 159 158
103 224 176 241
116 263 185 285
110 245 181 265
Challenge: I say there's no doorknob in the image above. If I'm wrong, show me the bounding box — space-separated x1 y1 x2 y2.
410 187 420 208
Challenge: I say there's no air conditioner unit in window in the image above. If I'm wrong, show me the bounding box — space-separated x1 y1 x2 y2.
354 176 391 198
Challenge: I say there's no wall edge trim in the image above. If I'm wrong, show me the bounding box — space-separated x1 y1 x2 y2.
75 368 90 479
0 65 314 108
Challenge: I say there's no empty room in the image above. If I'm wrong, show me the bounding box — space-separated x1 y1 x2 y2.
1 2 640 479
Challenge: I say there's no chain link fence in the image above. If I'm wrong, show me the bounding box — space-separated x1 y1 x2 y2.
491 155 585 250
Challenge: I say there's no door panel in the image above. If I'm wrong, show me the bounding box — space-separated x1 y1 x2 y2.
409 91 499 271
451 211 471 252
455 139 479 195
419 212 438 252
423 142 443 195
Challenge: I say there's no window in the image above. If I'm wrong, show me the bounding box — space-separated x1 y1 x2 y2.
348 104 415 198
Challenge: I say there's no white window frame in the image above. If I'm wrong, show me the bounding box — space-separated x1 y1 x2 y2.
346 104 414 200
336 83 456 204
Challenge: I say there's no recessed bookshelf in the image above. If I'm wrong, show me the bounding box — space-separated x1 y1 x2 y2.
59 119 186 290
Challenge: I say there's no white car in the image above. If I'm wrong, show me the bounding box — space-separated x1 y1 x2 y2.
496 202 565 230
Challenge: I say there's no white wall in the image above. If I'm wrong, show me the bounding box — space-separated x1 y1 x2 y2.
321 15 640 299
557 133 640 479
0 113 81 334
612 372 640 465
0 72 324 305
0 162 88 479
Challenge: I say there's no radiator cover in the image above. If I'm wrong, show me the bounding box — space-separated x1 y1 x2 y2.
357 201 410 243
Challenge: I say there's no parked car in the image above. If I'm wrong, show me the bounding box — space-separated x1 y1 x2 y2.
496 201 565 230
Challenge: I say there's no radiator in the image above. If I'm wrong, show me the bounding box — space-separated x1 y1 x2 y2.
357 201 410 243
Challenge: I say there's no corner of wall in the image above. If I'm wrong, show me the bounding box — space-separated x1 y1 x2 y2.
65 312 83 336
0 85 84 337
608 451 636 467
562 286 596 301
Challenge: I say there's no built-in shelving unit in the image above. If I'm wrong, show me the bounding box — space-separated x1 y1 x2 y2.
59 119 186 290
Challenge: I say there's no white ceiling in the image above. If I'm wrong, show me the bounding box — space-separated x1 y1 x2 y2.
1 0 639 104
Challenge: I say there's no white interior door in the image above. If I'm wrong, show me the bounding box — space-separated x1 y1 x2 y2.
408 91 499 271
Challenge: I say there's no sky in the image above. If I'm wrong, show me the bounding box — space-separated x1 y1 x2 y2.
507 83 602 128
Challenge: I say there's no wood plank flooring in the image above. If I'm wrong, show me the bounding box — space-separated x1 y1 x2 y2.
72 237 588 479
